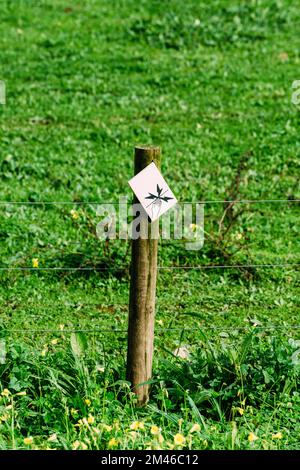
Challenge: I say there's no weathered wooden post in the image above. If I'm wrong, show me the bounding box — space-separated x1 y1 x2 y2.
126 145 161 406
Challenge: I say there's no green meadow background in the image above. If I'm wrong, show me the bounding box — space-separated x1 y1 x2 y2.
0 0 299 450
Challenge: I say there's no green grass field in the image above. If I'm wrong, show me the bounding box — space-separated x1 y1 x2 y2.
0 0 299 450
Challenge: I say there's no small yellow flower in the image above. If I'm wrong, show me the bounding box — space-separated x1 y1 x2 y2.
24 437 34 445
157 319 164 326
70 209 79 220
71 408 78 416
113 421 120 431
248 432 258 442
0 413 9 422
130 421 144 431
87 415 95 425
174 433 186 446
235 233 243 241
51 338 58 345
48 433 58 442
72 440 87 450
59 324 65 331
5 405 12 410
16 391 26 396
41 348 48 357
72 440 80 450
190 423 201 433
237 407 244 416
102 424 112 432
272 432 283 440
32 258 39 268
108 438 118 448
129 431 137 439
150 425 160 435
130 421 139 430
84 399 91 406
1 389 10 397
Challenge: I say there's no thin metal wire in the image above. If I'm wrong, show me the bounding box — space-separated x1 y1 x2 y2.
0 199 299 205
158 263 300 269
0 267 128 271
0 263 299 271
3 325 300 333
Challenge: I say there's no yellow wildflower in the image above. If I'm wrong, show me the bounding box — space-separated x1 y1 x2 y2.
72 440 80 450
6 405 12 410
157 319 164 326
130 421 139 430
129 431 137 439
70 408 78 416
24 437 34 445
16 391 26 396
1 389 10 397
190 423 201 433
0 413 9 422
248 432 258 442
237 407 244 416
150 425 160 435
108 438 118 448
84 399 91 406
72 440 87 450
51 338 58 345
174 433 186 446
32 258 39 268
130 421 144 431
102 424 112 432
70 209 79 220
48 433 58 442
87 415 95 425
272 432 283 440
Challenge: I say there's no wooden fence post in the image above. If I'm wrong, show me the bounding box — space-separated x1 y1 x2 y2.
126 145 161 406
